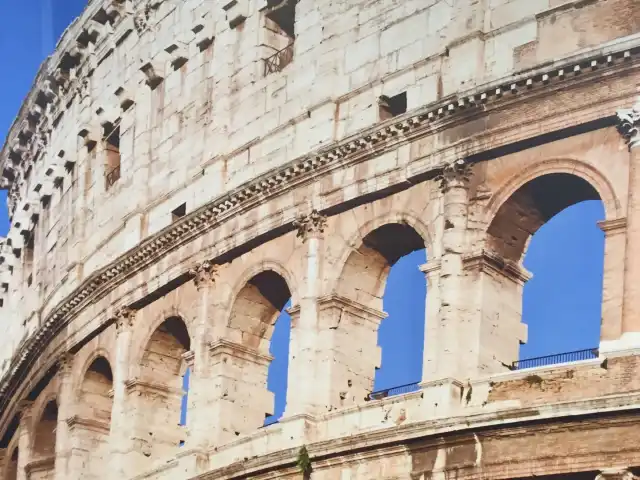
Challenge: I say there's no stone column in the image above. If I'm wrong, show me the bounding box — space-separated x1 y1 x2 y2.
598 218 627 344
184 261 219 453
53 353 74 480
284 211 387 415
596 468 638 480
285 210 327 417
615 98 640 348
16 400 34 480
435 159 471 380
108 306 136 480
419 259 441 381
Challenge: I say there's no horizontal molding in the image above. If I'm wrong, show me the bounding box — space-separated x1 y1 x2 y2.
0 37 639 440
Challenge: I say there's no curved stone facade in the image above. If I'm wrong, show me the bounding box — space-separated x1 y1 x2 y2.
1 0 640 479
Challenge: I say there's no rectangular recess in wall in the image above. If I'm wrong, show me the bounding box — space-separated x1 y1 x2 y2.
378 92 407 121
172 203 187 222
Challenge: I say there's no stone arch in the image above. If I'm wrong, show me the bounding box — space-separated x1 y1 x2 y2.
32 399 58 460
334 218 428 311
78 356 113 424
225 260 299 319
71 355 114 479
221 267 293 431
140 315 191 385
127 315 191 465
483 161 609 367
485 158 621 262
130 306 193 371
227 268 292 354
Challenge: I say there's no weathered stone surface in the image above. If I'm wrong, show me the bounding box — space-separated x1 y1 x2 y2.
0 0 640 479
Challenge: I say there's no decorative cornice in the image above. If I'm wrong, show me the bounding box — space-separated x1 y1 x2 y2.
208 339 273 367
598 217 627 234
25 456 55 475
616 97 640 149
287 294 388 327
1 37 640 432
124 378 184 398
463 249 532 285
65 415 110 434
293 209 327 241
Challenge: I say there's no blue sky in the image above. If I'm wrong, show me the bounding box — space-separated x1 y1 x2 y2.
1 1 605 423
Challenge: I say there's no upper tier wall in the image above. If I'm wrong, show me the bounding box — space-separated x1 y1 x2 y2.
0 0 638 380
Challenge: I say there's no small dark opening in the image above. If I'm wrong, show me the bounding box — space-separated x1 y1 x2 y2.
266 1 296 38
379 92 407 121
172 203 187 222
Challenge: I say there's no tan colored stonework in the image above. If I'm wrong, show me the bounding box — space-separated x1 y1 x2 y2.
0 0 640 479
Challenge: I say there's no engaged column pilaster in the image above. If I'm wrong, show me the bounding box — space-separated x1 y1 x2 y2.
53 353 74 480
184 260 220 453
434 160 471 380
613 98 640 350
108 306 137 480
16 400 34 480
285 210 327 417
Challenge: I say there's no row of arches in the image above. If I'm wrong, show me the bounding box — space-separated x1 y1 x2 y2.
1 170 610 479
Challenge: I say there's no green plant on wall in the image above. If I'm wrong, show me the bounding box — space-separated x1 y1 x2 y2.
297 445 312 478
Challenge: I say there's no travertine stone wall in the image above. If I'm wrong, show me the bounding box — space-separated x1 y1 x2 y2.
0 0 640 479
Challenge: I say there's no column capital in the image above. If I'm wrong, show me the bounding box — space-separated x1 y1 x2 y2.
436 159 471 193
17 399 34 420
616 97 640 149
113 306 137 333
293 209 327 242
58 352 74 376
596 468 638 480
188 260 220 290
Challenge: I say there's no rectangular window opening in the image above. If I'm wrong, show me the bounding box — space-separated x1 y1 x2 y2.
263 1 296 76
104 122 121 190
172 203 187 222
378 92 407 121
24 231 35 287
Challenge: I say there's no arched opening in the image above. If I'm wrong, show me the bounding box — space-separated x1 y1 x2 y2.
265 299 292 425
227 270 291 430
134 316 191 461
80 356 113 422
5 447 18 480
73 356 114 478
487 173 605 369
32 400 57 465
338 223 427 400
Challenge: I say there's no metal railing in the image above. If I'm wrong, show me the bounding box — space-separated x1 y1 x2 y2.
511 348 599 370
263 43 294 76
365 382 420 401
105 164 121 189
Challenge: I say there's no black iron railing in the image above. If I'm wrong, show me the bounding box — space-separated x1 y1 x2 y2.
263 43 294 76
105 164 121 189
511 348 599 370
365 382 420 401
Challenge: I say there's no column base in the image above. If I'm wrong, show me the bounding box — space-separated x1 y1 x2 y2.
600 332 640 356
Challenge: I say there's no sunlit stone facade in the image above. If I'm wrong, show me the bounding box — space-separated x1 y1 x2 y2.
1 0 640 479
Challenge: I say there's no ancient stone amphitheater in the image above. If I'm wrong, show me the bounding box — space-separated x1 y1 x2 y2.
2 0 640 478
